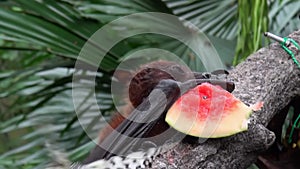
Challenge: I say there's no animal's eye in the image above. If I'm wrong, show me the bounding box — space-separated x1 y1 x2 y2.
202 73 211 79
202 96 208 100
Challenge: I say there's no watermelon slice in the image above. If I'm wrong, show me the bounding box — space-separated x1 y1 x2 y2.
165 82 263 138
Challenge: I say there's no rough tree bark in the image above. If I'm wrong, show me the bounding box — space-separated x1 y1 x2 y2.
147 30 300 169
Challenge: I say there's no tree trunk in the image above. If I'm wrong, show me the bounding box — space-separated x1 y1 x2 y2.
148 30 300 169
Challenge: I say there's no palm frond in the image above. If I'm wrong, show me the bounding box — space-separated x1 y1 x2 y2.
268 0 300 36
1 1 299 168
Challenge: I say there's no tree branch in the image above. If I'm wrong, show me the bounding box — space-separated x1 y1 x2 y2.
148 29 300 169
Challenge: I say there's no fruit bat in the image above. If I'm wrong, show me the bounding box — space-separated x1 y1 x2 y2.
83 61 234 164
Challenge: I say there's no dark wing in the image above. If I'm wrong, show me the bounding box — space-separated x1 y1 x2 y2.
83 78 234 164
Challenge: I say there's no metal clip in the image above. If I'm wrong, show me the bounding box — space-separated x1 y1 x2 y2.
264 32 300 69
264 32 291 47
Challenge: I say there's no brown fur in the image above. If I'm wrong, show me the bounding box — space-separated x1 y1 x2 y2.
98 61 194 143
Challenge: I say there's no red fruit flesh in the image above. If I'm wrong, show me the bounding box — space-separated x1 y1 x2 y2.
165 83 254 138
